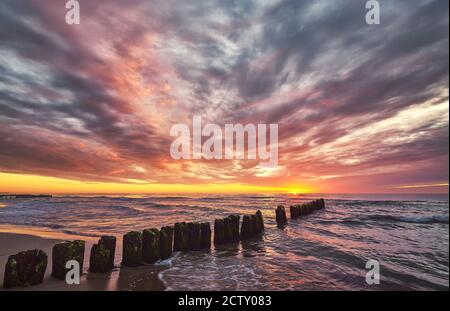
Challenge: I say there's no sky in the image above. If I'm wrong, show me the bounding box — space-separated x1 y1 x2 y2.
0 0 448 194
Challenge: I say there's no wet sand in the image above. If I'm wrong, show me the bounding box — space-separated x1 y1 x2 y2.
0 232 166 291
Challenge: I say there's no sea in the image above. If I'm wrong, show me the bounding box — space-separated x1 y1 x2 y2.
0 193 448 290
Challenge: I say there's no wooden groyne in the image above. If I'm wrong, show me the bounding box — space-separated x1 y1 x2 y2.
276 199 325 226
289 199 325 219
2 200 325 288
275 205 288 226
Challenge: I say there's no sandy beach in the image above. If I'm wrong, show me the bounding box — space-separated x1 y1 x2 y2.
0 232 166 291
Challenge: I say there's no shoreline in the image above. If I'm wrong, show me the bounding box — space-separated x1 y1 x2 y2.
0 232 166 291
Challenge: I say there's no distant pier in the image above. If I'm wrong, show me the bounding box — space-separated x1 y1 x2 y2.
0 194 52 199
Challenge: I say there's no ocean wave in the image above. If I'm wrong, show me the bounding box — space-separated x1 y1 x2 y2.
57 196 143 202
60 230 100 238
197 196 233 201
102 205 144 214
148 196 190 200
142 202 172 208
0 221 100 238
368 214 449 224
316 219 366 226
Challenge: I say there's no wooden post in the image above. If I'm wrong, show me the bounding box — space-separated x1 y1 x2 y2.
4 250 47 288
143 228 160 263
214 218 224 246
200 222 211 249
187 222 202 251
159 226 173 259
275 205 288 226
52 240 85 279
99 236 116 269
255 210 264 233
89 244 110 273
174 222 189 252
228 215 240 242
122 231 142 267
240 215 252 240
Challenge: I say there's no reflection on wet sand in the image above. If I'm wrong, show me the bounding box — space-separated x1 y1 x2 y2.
241 238 266 257
117 265 166 291
213 243 240 257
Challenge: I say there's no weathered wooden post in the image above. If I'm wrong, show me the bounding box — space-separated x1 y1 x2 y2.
302 203 308 215
214 218 224 246
159 226 174 259
223 217 233 243
143 228 160 263
228 215 240 242
305 202 312 214
3 249 47 288
122 231 143 267
255 210 264 233
240 215 252 240
312 200 319 210
89 236 116 273
319 198 325 209
290 205 299 219
89 244 110 273
174 223 181 251
52 240 85 280
99 236 116 269
250 214 258 235
214 215 241 245
298 204 304 216
174 222 189 252
240 211 264 239
200 222 211 249
275 205 288 226
187 222 202 251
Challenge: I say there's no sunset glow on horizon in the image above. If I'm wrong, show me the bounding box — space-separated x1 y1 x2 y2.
0 172 448 195
0 0 448 195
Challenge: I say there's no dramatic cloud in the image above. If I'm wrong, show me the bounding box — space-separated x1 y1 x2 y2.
0 0 448 193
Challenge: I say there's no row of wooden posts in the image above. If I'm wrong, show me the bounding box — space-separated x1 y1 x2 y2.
3 200 325 288
2 210 264 288
275 199 326 226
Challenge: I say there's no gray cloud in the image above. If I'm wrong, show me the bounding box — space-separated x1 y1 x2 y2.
0 0 448 188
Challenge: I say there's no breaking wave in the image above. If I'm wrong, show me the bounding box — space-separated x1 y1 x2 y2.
368 214 449 224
